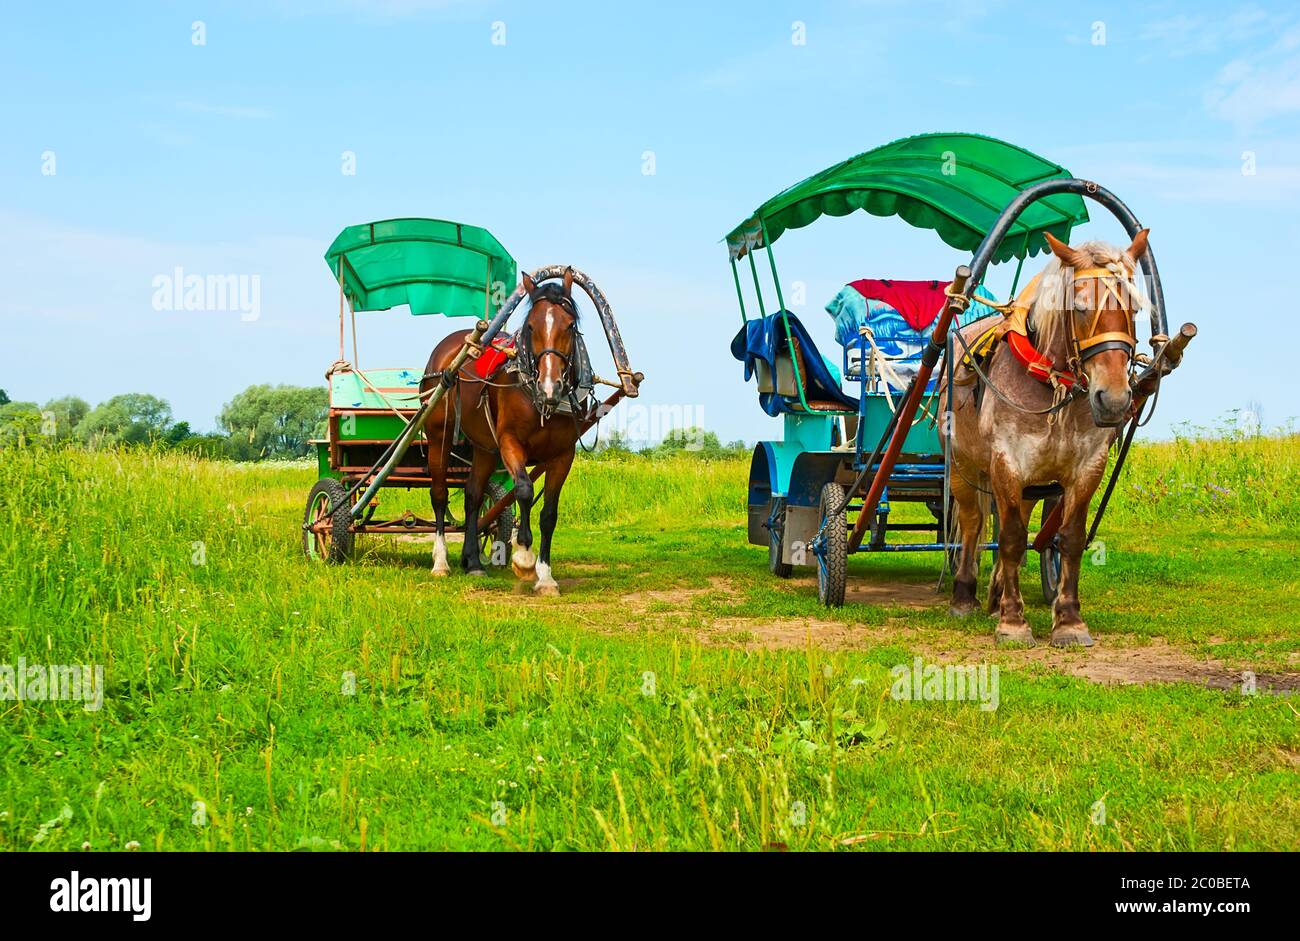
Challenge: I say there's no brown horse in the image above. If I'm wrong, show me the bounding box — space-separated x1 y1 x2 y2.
419 270 586 594
941 229 1150 647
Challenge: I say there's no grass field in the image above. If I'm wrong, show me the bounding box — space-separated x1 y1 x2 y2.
2 433 1298 851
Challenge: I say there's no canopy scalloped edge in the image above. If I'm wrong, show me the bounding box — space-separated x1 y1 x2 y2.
725 133 1090 265
324 217 517 317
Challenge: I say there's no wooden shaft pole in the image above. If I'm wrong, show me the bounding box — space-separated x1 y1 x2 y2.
848 266 970 553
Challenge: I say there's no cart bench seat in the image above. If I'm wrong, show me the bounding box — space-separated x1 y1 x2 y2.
731 311 858 417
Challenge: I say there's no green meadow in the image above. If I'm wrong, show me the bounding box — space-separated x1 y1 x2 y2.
1 433 1297 850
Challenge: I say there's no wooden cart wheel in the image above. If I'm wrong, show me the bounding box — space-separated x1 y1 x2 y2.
768 497 793 578
1039 495 1062 604
479 479 516 567
303 478 355 564
816 482 847 607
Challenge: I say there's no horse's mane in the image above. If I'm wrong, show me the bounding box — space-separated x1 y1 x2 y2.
1028 240 1141 355
529 282 580 322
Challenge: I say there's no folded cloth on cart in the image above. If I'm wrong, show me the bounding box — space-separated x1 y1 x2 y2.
827 281 997 351
730 311 859 417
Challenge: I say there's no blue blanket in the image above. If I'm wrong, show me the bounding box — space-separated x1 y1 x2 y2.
731 311 859 417
826 283 998 354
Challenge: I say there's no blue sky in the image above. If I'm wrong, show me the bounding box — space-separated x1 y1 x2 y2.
2 0 1298 442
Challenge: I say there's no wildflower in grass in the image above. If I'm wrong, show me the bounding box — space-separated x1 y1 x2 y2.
125 840 140 850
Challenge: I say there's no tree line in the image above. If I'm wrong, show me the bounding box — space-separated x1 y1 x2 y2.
0 386 749 461
0 385 327 460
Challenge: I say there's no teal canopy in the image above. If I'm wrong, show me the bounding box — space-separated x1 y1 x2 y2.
725 133 1090 264
325 218 516 317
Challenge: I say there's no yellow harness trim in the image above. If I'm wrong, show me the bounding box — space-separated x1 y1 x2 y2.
955 264 1141 371
954 273 1042 373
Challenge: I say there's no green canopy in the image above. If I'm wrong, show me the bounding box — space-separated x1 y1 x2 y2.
725 133 1089 265
325 218 516 317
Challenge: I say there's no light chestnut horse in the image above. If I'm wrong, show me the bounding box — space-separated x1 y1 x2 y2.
940 230 1149 647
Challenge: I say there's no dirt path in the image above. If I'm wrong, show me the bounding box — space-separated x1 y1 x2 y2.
699 576 1299 693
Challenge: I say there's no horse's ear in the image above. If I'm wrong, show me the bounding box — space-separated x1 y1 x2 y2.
1124 228 1150 266
521 273 537 297
1044 232 1074 263
562 267 574 297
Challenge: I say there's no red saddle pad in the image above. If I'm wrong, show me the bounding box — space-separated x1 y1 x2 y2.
473 337 515 380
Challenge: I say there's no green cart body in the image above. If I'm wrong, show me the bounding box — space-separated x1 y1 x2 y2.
303 218 519 562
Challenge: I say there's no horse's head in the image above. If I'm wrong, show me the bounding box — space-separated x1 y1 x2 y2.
1040 230 1149 427
519 269 579 414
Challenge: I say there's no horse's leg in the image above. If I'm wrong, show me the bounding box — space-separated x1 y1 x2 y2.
460 446 496 576
1050 490 1097 647
990 498 1036 613
495 436 537 579
532 450 575 596
989 457 1034 646
948 465 985 618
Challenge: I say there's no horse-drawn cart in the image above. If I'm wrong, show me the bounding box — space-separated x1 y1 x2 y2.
303 217 642 564
727 134 1194 614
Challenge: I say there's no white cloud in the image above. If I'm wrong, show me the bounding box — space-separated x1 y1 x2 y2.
177 101 273 120
1052 140 1300 205
267 0 485 20
1140 6 1280 58
1204 24 1300 128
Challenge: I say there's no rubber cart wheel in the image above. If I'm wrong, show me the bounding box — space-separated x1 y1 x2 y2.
480 478 516 567
768 497 793 578
817 482 847 607
304 478 355 564
1039 495 1063 604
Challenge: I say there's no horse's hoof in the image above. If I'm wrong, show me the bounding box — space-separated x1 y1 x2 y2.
949 602 978 619
534 582 560 597
1050 626 1094 648
511 560 537 580
466 568 487 578
995 624 1036 647
430 568 450 578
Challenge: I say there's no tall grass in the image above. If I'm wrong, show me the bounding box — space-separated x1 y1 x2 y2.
1114 432 1299 524
1 436 1296 851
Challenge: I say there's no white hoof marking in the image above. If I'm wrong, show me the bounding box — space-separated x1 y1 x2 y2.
431 535 450 576
512 541 536 572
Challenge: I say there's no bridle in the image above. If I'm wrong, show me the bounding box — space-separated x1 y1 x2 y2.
1064 265 1141 387
948 258 1146 422
515 291 581 418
